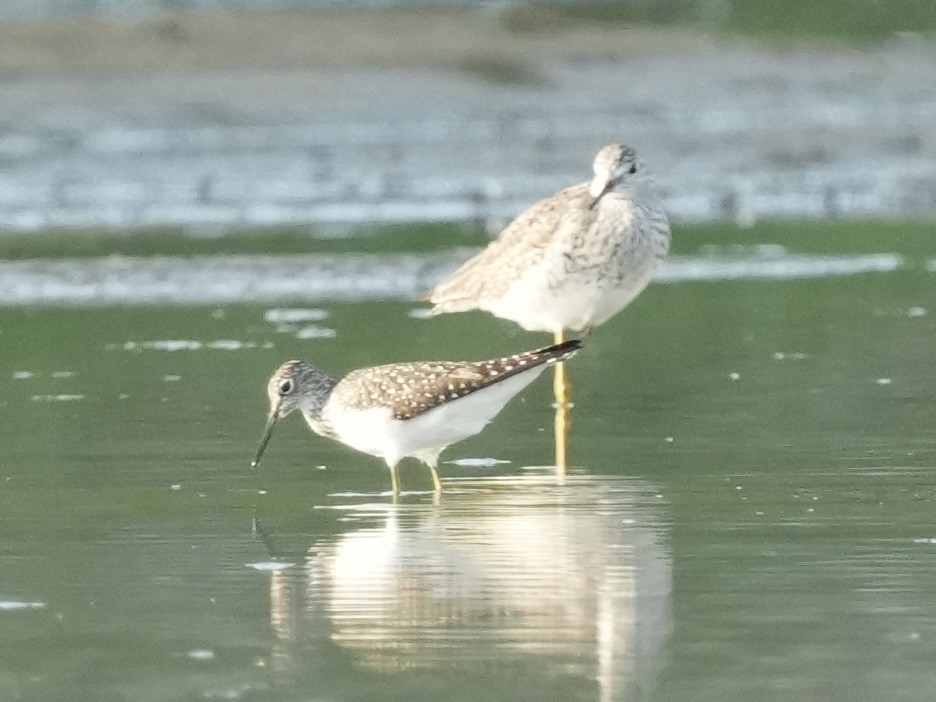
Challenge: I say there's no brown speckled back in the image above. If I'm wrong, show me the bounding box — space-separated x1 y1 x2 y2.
331 340 582 420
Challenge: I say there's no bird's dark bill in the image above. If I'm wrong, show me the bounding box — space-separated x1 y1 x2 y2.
251 412 279 468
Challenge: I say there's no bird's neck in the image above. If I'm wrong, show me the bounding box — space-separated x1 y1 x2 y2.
604 181 661 214
298 372 339 426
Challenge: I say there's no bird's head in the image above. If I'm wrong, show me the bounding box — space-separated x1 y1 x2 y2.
252 360 333 468
588 143 645 201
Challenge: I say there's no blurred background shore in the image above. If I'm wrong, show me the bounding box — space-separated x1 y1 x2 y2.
1 1 934 236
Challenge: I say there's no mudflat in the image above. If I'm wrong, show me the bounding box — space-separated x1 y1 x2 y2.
1 9 933 230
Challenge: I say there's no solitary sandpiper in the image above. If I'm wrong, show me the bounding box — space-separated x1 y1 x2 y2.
426 144 671 469
251 340 582 494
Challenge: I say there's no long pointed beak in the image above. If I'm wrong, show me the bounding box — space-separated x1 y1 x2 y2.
251 405 280 468
588 176 610 207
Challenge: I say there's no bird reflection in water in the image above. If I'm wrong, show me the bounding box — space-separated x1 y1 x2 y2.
253 475 671 702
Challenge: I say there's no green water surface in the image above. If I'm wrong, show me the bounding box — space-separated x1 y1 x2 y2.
1 227 935 701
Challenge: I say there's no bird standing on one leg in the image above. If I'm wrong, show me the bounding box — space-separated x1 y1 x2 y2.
426 144 671 472
251 341 582 495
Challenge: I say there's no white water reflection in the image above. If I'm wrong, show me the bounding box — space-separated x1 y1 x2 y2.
256 475 671 701
658 248 902 283
0 247 906 306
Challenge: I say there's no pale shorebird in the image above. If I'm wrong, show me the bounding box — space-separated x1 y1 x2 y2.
251 340 582 494
427 144 671 468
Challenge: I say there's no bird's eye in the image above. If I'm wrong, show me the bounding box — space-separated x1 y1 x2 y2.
278 379 294 395
627 163 637 175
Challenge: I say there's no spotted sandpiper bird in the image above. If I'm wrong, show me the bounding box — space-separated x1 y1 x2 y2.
251 340 582 494
426 144 671 470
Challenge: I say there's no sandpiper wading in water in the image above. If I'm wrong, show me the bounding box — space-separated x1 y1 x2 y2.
427 144 671 471
252 341 582 494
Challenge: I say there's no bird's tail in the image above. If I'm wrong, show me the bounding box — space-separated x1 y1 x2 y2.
534 339 583 363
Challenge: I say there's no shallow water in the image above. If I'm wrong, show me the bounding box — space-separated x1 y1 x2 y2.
0 246 908 306
1 261 935 701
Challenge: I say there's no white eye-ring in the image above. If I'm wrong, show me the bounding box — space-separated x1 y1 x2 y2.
278 379 294 395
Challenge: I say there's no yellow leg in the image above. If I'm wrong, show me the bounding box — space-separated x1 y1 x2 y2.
552 329 570 406
554 400 570 479
552 329 571 478
389 463 400 495
428 462 442 494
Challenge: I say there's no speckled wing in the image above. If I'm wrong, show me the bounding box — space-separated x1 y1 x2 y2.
331 341 582 421
427 183 593 312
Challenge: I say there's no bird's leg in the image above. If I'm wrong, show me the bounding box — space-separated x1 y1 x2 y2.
554 401 569 478
552 329 572 407
553 329 571 477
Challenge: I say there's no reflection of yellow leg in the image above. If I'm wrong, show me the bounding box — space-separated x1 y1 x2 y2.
427 461 442 494
553 329 571 477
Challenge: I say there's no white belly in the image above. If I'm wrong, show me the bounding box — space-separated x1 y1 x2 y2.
486 263 656 332
321 367 547 466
